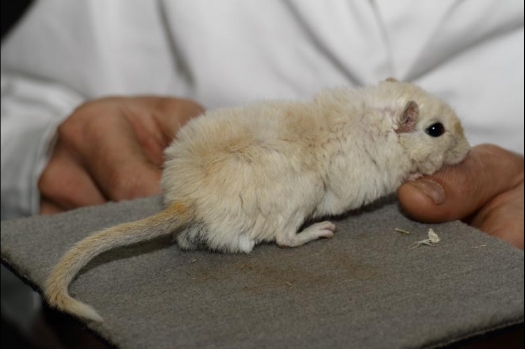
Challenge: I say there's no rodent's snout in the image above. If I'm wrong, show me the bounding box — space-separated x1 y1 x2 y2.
446 139 471 166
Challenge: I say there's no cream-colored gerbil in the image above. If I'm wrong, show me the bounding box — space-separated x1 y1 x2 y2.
45 79 470 322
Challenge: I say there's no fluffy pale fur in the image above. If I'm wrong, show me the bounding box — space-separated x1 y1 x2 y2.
45 80 470 322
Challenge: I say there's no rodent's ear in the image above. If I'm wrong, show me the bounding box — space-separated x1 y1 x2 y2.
395 101 419 134
385 77 398 82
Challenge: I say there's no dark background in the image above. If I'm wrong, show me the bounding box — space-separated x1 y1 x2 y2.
1 0 34 40
2 3 41 349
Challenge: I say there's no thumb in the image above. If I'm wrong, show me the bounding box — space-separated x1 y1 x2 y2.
398 144 524 223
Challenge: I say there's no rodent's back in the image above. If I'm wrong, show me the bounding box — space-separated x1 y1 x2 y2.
160 100 329 207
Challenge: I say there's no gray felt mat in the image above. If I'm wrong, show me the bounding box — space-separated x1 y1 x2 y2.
1 196 523 349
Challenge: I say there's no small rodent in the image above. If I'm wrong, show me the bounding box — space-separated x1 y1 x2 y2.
44 79 470 322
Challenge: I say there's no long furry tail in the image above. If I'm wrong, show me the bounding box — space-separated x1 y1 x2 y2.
44 202 192 322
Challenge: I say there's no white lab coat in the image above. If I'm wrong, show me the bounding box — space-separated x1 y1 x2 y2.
1 0 523 219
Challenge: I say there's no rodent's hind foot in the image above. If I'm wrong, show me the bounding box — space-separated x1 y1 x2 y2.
305 221 337 239
276 221 336 248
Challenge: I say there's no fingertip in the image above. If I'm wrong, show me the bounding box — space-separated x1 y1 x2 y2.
398 144 524 227
40 200 65 215
397 181 450 223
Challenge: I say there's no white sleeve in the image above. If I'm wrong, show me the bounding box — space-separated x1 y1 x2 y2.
1 72 84 220
1 0 522 221
0 0 173 219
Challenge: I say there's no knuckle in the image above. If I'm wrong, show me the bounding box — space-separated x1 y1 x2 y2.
38 167 55 195
107 172 151 201
57 117 83 144
181 100 205 116
58 98 125 144
38 165 77 207
159 98 205 117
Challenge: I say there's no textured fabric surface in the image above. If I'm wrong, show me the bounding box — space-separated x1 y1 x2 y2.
1 196 523 349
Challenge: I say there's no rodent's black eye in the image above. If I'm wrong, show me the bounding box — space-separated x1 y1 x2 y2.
425 122 445 137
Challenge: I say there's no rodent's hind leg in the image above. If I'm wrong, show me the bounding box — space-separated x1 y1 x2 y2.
176 225 208 251
206 233 256 254
276 221 336 248
176 224 256 254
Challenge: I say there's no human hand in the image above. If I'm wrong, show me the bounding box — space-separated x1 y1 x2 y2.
398 144 524 250
39 96 204 214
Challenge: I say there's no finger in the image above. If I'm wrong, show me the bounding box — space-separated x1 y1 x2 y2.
398 144 524 223
74 116 162 201
38 141 108 210
119 97 204 168
470 181 524 249
40 199 65 215
136 96 205 144
155 97 205 140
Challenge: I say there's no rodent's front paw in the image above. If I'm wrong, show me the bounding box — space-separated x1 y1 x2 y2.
407 173 423 181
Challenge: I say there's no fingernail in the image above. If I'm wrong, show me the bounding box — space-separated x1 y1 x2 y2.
409 179 445 205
